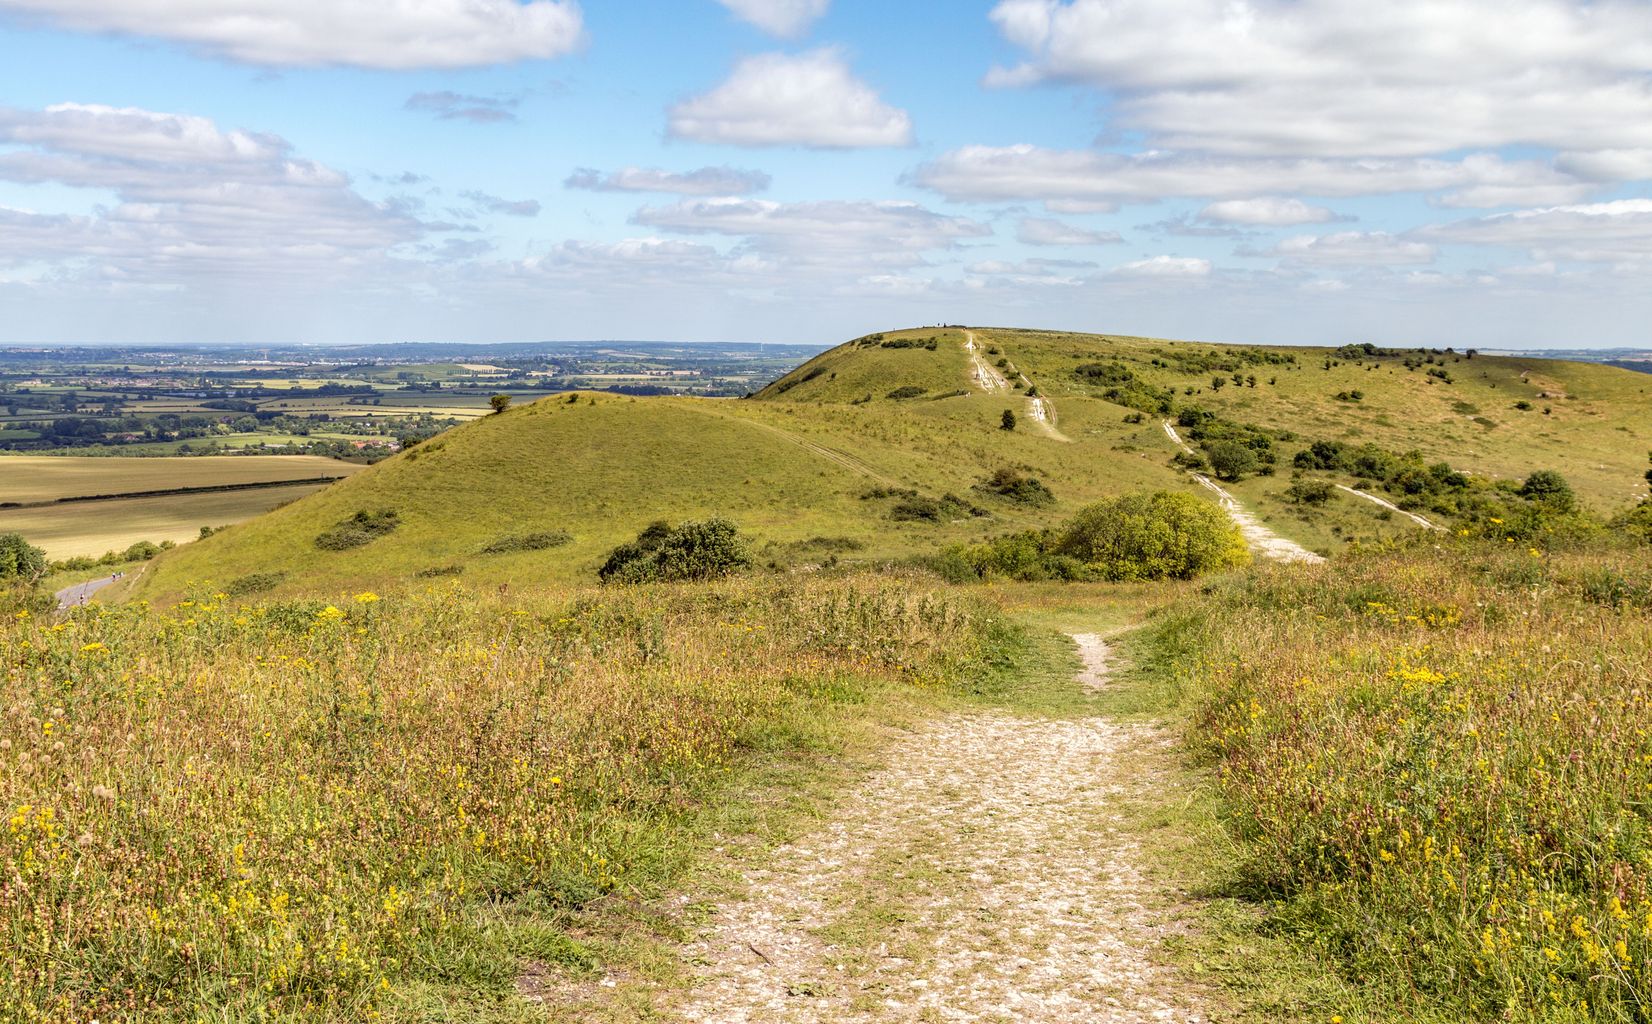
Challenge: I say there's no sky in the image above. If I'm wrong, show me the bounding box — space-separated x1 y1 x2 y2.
1 1 1651 350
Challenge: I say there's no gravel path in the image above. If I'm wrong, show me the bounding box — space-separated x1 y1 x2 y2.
672 635 1207 1023
1162 421 1324 565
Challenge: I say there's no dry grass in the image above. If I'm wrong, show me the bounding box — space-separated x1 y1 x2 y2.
1172 539 1652 1021
0 572 1015 1022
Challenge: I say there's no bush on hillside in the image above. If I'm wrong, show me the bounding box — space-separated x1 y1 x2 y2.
1284 479 1337 505
1612 502 1652 544
598 518 751 584
479 531 572 555
885 385 927 400
315 509 401 551
943 490 1248 582
1055 491 1250 580
0 533 45 580
1206 440 1259 482
890 493 987 523
225 571 287 597
974 467 1056 506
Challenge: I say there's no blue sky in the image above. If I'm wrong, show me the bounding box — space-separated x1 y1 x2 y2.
1 0 1651 349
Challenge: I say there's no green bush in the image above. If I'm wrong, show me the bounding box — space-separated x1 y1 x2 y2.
1055 491 1250 580
1284 479 1337 505
1612 502 1652 543
315 510 401 551
225 571 287 597
890 493 986 523
885 385 927 400
479 531 573 555
598 518 751 584
974 467 1055 506
0 533 45 580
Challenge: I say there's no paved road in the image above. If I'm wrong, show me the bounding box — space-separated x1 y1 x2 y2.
56 576 118 610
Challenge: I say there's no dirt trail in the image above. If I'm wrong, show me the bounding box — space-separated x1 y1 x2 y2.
673 635 1207 1023
964 331 1009 393
1335 485 1443 530
1162 421 1324 565
1022 393 1073 443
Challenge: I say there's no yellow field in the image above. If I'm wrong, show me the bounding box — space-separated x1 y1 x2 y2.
0 454 358 504
0 481 341 558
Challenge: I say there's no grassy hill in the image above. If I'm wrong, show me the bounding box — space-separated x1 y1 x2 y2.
130 326 1652 602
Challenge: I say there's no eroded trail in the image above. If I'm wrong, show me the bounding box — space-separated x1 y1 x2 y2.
964 330 1010 392
1162 421 1324 565
673 636 1206 1023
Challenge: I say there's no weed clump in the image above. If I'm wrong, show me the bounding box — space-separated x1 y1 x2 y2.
314 509 400 551
479 531 572 555
225 571 287 597
974 467 1055 506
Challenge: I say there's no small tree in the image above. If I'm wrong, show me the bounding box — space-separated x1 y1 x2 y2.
0 533 45 581
489 394 512 415
1000 409 1017 431
1206 440 1258 482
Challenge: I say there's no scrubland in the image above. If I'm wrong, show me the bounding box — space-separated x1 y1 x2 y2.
0 573 1017 1022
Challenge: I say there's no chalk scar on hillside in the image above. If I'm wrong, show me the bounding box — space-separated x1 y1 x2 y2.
1335 485 1444 530
1162 420 1325 565
669 633 1209 1023
964 331 1009 393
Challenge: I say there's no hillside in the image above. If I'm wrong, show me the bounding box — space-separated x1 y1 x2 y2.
131 326 1652 601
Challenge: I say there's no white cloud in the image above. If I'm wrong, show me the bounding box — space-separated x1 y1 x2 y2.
713 0 828 38
911 145 1583 207
632 197 987 265
1424 199 1652 264
1199 198 1337 226
462 191 540 217
564 165 770 195
405 92 519 124
0 0 583 69
1270 231 1436 266
1554 149 1652 182
1112 255 1211 277
986 0 1652 157
1015 215 1121 245
0 103 420 281
668 49 912 148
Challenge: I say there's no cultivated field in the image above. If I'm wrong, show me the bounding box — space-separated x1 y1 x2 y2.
0 454 356 504
0 481 342 558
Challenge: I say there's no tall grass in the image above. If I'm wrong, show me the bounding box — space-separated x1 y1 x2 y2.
0 573 1014 1021
1176 541 1652 1020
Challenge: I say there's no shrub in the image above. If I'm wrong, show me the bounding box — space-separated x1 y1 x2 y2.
489 394 512 414
479 531 573 555
315 510 401 551
1284 479 1337 505
885 385 927 400
975 467 1055 506
1612 502 1652 544
415 564 464 578
225 571 287 597
1518 469 1576 511
890 493 987 523
1000 409 1017 431
598 518 751 584
0 533 45 580
1055 491 1249 580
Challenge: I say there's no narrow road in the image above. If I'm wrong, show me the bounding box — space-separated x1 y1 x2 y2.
673 635 1207 1023
1022 391 1072 442
1162 421 1325 565
56 576 117 610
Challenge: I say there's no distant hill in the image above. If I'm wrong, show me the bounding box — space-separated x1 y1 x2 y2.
133 326 1652 601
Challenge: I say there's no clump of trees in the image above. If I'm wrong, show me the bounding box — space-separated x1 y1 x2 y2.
599 519 751 584
1177 408 1282 481
934 491 1249 582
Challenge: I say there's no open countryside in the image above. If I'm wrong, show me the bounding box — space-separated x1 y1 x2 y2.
6 2 1652 1022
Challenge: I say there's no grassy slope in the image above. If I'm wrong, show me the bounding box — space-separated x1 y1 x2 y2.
135 325 1652 598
